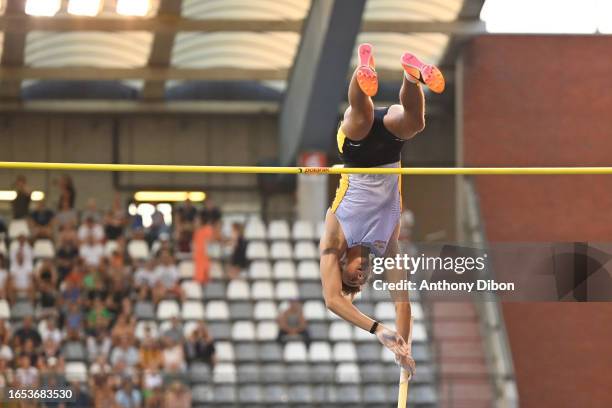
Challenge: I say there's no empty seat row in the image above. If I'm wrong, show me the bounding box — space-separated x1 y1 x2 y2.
248 260 319 280
246 241 318 260
244 219 325 241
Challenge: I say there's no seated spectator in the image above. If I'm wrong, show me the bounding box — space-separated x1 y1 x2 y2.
0 358 13 390
65 382 92 407
147 207 169 246
163 381 191 408
80 234 104 268
134 259 157 300
29 199 55 239
36 260 59 317
110 336 139 371
9 239 34 301
56 175 76 211
78 215 105 244
14 353 38 388
161 316 183 344
184 321 216 367
63 302 84 341
0 254 11 303
87 297 113 336
227 222 248 279
277 299 311 346
115 378 142 408
13 316 41 350
104 193 127 241
81 198 101 224
91 374 115 408
139 332 162 370
56 196 78 229
41 335 61 360
111 314 135 345
56 231 79 280
142 367 163 406
152 250 182 304
90 354 111 377
0 332 14 362
87 330 112 362
40 317 62 345
161 337 186 373
11 175 31 220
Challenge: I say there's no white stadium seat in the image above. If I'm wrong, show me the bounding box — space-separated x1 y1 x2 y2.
275 281 299 300
182 301 205 320
183 321 199 338
256 321 278 340
215 341 235 362
308 342 332 362
294 241 318 260
8 219 30 239
213 363 237 383
65 362 87 382
336 363 360 383
253 301 277 320
135 321 158 340
333 342 357 362
272 260 296 279
297 261 319 280
374 302 396 321
270 241 293 260
292 220 314 240
232 321 256 341
303 301 327 321
246 241 269 260
157 300 180 320
244 218 266 240
329 321 353 341
32 239 54 258
284 341 308 362
206 301 230 320
179 260 194 279
227 280 250 300
104 240 118 257
268 220 290 240
316 222 325 240
251 281 274 300
181 280 203 300
248 261 272 279
127 239 149 260
0 300 10 320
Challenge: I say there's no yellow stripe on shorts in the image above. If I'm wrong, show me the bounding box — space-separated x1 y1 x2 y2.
331 174 349 213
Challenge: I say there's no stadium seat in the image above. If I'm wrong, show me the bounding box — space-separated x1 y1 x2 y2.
263 385 287 404
0 300 10 320
178 260 194 279
215 341 235 362
190 362 211 383
361 363 387 383
181 301 205 320
297 260 319 280
127 239 149 260
209 261 224 279
8 219 29 239
270 241 293 260
104 240 118 257
356 343 382 362
272 260 296 279
248 260 272 279
412 322 427 342
412 302 424 320
267 220 290 240
336 362 360 383
363 385 390 403
212 385 237 403
353 325 377 342
157 300 180 320
135 320 158 340
234 343 258 363
259 343 283 363
354 300 375 317
206 300 230 320
308 341 332 362
253 301 277 320
246 241 268 260
316 222 325 240
310 364 334 383
229 302 252 320
335 385 362 403
191 384 212 403
236 363 259 382
292 220 314 240
303 300 327 321
251 281 274 300
227 280 250 300
410 385 437 404
283 341 307 362
11 301 34 320
333 342 357 362
298 282 321 300
244 218 266 240
32 239 54 258
256 321 278 340
208 322 231 340
183 321 198 338
374 302 396 320
181 280 203 300
329 321 353 341
294 241 318 260
260 363 285 381
64 362 87 382
239 385 263 404
288 384 313 404
213 362 237 383
231 321 256 341
203 281 226 300
308 322 329 341
135 301 155 320
63 341 86 361
275 281 299 300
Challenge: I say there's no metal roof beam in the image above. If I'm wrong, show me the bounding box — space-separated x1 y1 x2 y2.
0 0 26 99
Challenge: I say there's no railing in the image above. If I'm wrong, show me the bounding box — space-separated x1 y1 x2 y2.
460 176 519 408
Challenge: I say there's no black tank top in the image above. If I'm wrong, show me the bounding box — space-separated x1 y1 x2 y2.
338 107 405 167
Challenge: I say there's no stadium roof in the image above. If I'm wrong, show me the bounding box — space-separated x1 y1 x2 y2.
0 0 486 111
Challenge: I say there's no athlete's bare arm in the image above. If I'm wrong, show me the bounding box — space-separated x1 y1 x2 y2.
319 210 375 332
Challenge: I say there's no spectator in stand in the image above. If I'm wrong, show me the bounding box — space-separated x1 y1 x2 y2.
9 236 34 301
87 297 112 336
161 316 183 344
152 250 182 304
56 196 78 229
63 302 84 341
56 230 79 281
139 328 162 370
40 318 62 346
13 316 41 349
142 368 163 407
81 198 102 224
87 330 112 363
91 374 115 408
115 378 142 408
163 381 191 408
110 335 139 372
161 336 186 373
227 222 248 279
104 193 127 241
111 314 135 345
90 353 111 377
56 175 76 211
29 199 55 239
175 199 197 253
0 254 11 303
184 321 216 367
11 175 31 220
199 198 222 225
277 299 311 346
80 234 105 268
78 215 105 244
134 259 157 301
14 353 38 388
147 206 168 247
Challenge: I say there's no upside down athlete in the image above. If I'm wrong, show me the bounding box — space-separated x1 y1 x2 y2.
319 43 444 377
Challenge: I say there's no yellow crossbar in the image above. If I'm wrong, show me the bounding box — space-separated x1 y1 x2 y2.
1 161 612 175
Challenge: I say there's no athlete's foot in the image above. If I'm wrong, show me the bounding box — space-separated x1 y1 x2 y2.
401 52 445 94
355 43 378 97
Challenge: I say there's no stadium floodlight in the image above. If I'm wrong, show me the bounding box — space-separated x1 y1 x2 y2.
67 0 102 16
134 191 206 202
0 190 45 201
25 0 61 16
116 0 151 16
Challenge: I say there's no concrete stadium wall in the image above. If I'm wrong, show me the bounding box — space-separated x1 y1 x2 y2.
0 113 284 215
461 35 612 407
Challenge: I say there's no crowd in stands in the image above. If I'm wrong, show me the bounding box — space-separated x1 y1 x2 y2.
0 175 274 408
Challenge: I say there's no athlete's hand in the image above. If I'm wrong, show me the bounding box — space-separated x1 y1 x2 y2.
376 325 415 376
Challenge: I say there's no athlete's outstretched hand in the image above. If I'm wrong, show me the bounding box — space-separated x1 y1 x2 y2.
376 325 416 377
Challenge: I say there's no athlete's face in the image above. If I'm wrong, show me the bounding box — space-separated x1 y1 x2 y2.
341 246 370 289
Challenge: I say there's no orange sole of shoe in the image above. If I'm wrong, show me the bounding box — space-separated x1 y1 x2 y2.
401 53 445 94
357 43 378 96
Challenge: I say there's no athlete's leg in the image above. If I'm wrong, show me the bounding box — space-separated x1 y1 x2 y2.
341 44 376 141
